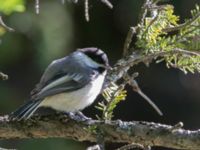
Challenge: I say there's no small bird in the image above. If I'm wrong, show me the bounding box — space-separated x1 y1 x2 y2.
9 48 109 120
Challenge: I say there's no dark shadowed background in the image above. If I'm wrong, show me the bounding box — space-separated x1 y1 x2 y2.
0 0 200 149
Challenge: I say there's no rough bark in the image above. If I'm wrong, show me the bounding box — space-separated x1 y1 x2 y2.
0 114 200 149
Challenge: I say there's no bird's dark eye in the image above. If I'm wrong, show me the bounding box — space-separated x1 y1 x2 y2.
97 66 106 73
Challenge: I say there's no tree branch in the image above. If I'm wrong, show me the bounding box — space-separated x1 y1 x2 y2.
1 115 200 149
138 0 152 25
107 48 200 83
122 27 138 57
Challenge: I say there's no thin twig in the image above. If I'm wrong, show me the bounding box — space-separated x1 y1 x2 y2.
141 10 160 40
0 16 14 32
100 0 113 9
138 0 152 25
69 0 112 21
123 74 163 116
35 0 40 14
136 89 163 116
85 0 89 22
123 27 137 57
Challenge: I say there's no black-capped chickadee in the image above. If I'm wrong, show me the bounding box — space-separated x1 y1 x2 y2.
9 48 109 120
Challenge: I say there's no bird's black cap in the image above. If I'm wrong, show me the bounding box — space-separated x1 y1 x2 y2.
78 47 109 67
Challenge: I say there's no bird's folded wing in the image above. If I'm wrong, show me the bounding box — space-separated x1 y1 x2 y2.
31 57 69 95
34 73 90 100
30 55 98 100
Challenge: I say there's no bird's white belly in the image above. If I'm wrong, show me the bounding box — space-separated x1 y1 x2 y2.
39 74 105 112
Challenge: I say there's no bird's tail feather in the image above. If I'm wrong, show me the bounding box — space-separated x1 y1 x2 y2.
9 100 42 120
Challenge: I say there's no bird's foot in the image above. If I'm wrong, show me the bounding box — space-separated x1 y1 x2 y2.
66 111 92 123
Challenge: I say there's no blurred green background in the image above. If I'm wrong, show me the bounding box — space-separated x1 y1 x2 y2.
0 0 200 149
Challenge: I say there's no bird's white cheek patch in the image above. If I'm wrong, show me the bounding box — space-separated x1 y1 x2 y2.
40 72 106 112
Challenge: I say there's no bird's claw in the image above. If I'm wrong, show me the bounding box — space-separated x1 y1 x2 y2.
66 111 92 123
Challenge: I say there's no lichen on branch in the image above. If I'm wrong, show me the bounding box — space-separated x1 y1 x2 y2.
0 114 200 149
